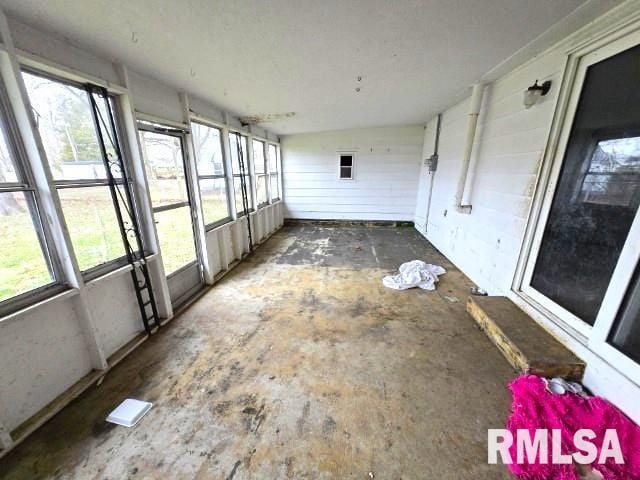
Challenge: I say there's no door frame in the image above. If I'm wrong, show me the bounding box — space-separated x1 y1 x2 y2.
589 208 640 382
513 20 640 383
137 121 204 304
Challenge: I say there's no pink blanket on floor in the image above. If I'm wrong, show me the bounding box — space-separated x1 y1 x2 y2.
506 375 640 480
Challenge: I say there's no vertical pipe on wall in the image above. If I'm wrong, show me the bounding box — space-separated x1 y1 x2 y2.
424 113 442 232
455 83 484 214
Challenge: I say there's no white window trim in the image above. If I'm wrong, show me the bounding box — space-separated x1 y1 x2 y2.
191 121 233 229
337 151 356 181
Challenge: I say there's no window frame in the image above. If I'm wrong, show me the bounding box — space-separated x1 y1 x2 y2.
137 121 201 279
267 143 281 202
228 130 253 217
338 152 355 180
22 68 139 281
252 138 268 209
191 121 232 230
0 74 65 317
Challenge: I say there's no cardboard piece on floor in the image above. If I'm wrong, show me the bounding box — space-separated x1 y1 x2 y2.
106 399 153 427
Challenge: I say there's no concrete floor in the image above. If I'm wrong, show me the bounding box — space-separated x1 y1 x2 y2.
0 224 515 479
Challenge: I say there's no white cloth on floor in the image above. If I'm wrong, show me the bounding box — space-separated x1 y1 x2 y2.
382 260 446 291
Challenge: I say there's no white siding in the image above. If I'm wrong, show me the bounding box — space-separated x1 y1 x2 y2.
282 126 424 221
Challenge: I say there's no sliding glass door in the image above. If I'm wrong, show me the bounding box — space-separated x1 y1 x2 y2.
138 124 202 306
521 31 640 382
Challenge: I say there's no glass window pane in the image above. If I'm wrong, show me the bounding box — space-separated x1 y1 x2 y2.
340 155 353 167
340 166 352 179
192 123 224 176
199 178 229 225
0 191 53 301
229 133 248 174
270 174 279 200
268 144 277 173
91 94 122 179
139 130 188 207
253 140 265 174
233 175 252 215
22 71 107 181
531 43 640 325
608 262 640 364
154 206 196 275
57 186 126 272
256 175 267 206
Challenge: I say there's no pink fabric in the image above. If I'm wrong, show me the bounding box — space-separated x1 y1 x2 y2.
506 375 640 480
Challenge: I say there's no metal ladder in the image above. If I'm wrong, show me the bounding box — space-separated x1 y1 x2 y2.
234 132 253 252
87 85 160 334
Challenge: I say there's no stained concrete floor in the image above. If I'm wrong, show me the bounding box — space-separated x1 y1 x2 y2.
1 224 515 479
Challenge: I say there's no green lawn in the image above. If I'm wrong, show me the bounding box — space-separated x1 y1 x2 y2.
0 190 229 302
0 193 53 301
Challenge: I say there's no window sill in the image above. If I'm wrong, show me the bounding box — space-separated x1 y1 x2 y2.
204 217 233 232
84 253 158 287
0 286 79 326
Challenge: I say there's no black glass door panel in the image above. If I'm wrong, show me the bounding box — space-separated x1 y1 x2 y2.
531 44 640 325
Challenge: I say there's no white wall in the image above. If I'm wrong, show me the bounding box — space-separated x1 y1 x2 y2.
282 126 424 221
413 2 640 423
414 58 560 295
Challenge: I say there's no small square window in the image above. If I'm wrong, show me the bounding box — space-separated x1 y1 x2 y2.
339 154 354 179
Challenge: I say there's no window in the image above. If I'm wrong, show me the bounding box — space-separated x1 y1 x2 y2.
192 122 231 227
268 143 280 201
22 70 135 278
253 139 268 207
339 153 354 179
0 85 57 308
229 132 252 216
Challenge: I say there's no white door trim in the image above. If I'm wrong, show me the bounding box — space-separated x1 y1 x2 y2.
513 20 640 340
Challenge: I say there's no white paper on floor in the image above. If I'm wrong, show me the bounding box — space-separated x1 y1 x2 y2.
382 260 446 291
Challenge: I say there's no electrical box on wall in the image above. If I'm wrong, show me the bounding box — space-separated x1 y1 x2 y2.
425 153 438 172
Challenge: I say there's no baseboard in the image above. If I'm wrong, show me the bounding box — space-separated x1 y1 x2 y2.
284 218 414 228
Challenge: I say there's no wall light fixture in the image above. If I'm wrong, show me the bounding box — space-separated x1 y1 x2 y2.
523 80 552 109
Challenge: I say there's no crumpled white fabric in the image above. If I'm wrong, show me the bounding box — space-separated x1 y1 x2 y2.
382 260 446 291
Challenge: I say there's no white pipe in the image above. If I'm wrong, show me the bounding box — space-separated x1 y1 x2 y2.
455 83 484 214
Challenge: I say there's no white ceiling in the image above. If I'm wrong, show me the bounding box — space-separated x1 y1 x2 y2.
0 0 617 135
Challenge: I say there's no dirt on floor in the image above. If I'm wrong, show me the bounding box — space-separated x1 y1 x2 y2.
0 224 515 479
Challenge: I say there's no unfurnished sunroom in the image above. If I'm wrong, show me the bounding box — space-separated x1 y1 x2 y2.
0 1 640 479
